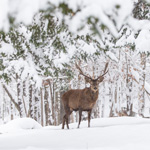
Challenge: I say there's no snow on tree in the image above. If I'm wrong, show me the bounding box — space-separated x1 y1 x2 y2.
0 0 49 31
0 0 150 125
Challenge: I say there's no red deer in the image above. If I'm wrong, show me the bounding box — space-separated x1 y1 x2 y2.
61 62 108 129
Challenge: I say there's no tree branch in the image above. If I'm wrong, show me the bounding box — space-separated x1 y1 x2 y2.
2 84 20 112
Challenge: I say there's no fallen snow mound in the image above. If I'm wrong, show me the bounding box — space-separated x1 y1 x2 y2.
0 118 42 133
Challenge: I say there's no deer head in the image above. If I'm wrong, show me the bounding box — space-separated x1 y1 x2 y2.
76 62 108 93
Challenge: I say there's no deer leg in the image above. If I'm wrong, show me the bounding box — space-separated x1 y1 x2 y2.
66 110 72 129
62 114 66 129
88 110 92 128
62 114 70 129
66 115 69 129
62 106 72 129
77 109 82 128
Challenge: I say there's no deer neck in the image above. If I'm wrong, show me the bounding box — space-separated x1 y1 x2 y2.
89 88 99 101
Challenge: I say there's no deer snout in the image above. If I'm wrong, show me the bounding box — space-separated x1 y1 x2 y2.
94 87 97 90
91 86 98 92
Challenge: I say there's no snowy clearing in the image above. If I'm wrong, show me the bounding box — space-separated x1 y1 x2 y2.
0 117 150 150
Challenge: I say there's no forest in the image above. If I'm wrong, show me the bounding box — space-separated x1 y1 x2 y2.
0 0 150 127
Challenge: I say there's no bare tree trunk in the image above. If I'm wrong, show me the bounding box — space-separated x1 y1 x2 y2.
109 82 114 117
101 82 105 118
17 78 23 117
10 101 13 120
22 96 27 117
22 80 27 117
114 83 118 117
29 84 33 118
44 86 51 126
55 91 59 125
126 54 133 116
2 87 6 122
3 84 20 112
34 88 39 121
40 88 44 126
60 91 65 125
138 53 146 117
49 80 55 125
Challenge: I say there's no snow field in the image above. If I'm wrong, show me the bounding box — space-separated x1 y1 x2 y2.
0 117 150 150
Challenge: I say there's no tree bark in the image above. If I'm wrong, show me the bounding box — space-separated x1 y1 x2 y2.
138 53 146 117
49 80 55 125
3 84 20 112
126 52 133 116
34 88 39 121
40 88 44 126
29 84 33 118
44 86 51 126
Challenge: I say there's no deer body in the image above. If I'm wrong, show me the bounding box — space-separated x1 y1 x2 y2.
62 87 98 112
61 63 108 129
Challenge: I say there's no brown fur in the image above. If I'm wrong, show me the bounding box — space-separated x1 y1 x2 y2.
61 62 108 129
62 80 102 129
62 88 98 111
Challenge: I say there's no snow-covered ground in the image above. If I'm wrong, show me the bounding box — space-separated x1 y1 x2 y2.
0 117 150 150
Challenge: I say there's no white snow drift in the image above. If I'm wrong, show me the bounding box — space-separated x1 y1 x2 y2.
0 118 42 133
0 117 150 150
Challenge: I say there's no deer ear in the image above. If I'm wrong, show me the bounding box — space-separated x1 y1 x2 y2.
85 77 91 83
98 76 104 83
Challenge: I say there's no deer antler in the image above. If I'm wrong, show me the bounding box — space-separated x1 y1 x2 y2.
102 62 109 76
103 62 109 74
97 62 109 79
75 63 92 79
